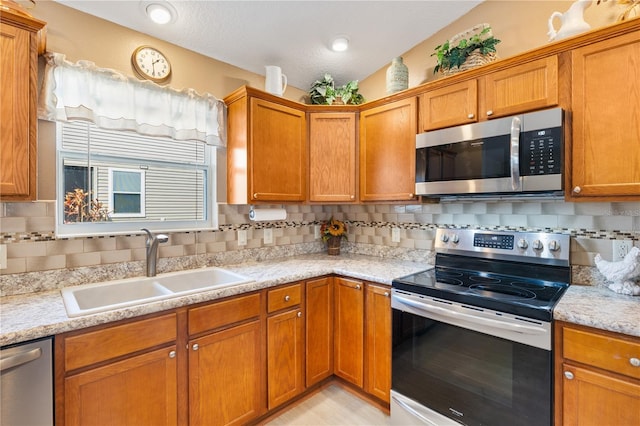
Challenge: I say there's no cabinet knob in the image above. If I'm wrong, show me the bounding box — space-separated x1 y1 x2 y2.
284 295 290 302
169 350 176 358
355 284 361 290
408 193 414 198
297 311 302 318
564 371 574 380
486 110 494 116
467 113 475 119
573 186 581 194
630 357 640 367
253 193 258 199
384 291 390 297
350 195 355 200
192 344 199 351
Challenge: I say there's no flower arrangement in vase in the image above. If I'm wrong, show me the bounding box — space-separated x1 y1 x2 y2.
320 217 348 255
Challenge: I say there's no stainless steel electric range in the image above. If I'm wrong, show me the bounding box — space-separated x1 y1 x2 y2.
391 228 571 426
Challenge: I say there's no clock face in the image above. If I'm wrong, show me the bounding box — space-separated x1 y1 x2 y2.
132 46 171 83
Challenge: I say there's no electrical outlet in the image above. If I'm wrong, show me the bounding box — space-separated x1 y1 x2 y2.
314 225 321 240
237 229 247 246
612 239 633 261
0 245 6 270
264 228 273 244
392 228 401 243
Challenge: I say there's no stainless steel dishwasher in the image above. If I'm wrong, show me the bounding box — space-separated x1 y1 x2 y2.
1 337 53 425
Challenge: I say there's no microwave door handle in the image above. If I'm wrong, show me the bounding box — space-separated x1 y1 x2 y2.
510 116 522 191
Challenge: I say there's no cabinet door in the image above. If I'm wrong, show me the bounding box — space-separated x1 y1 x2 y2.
420 79 478 131
569 32 640 200
561 364 640 426
0 18 39 200
65 346 178 426
482 55 558 119
267 308 305 409
308 112 357 202
365 283 392 403
250 98 306 202
359 97 417 202
334 277 364 387
189 321 263 426
306 277 334 386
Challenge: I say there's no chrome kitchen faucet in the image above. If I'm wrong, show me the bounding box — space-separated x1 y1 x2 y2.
141 228 169 277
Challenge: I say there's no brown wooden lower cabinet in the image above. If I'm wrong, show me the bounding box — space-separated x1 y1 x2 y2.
365 283 392 403
64 345 178 426
555 321 640 426
188 320 262 426
306 277 334 386
334 277 365 387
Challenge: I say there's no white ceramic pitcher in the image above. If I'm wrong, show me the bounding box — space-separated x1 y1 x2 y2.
547 0 592 42
265 65 287 96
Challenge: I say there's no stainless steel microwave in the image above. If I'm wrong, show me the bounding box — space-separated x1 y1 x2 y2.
415 108 564 198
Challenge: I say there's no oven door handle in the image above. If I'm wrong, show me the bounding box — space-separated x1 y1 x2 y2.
394 294 545 335
391 393 444 426
510 115 522 191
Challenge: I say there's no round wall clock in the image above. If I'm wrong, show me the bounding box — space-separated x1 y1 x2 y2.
131 45 172 83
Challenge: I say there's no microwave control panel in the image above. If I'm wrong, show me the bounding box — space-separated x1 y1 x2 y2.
521 127 562 176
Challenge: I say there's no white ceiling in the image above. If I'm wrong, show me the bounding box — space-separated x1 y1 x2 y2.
55 0 483 91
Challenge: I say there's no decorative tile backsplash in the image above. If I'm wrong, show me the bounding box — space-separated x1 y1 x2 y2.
1 199 639 282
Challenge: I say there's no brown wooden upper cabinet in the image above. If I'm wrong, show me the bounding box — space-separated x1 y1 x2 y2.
0 10 46 201
308 112 357 203
359 97 417 202
567 31 640 201
225 87 307 204
420 56 559 131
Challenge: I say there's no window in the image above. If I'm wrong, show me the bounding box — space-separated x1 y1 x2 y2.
109 169 145 217
56 121 217 237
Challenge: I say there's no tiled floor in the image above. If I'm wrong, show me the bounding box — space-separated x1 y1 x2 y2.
266 384 391 426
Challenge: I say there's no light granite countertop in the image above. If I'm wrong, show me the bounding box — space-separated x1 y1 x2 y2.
0 253 428 347
1 253 639 347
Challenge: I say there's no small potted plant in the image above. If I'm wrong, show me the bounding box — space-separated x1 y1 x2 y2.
320 217 348 255
308 73 365 105
431 24 500 75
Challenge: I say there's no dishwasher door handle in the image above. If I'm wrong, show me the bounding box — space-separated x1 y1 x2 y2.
0 348 42 372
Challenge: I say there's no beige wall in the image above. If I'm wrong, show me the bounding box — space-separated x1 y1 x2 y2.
359 0 629 100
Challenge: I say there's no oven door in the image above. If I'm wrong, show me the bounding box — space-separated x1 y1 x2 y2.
391 291 552 426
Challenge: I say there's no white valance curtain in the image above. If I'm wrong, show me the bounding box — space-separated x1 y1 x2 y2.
38 52 226 147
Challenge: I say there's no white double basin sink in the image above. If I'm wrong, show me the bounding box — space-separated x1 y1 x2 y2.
61 267 254 317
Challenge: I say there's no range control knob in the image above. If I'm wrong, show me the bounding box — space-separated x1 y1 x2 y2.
548 240 561 252
451 234 460 244
441 234 449 243
532 240 544 251
517 239 529 250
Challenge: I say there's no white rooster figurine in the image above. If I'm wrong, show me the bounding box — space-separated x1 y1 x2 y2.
594 246 640 296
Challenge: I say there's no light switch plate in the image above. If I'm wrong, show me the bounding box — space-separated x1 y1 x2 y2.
392 228 401 243
0 245 6 269
264 228 273 244
238 229 247 246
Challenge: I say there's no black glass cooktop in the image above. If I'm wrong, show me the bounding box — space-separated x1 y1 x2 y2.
392 254 570 321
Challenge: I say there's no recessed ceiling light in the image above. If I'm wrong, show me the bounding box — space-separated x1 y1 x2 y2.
332 36 349 52
145 2 177 25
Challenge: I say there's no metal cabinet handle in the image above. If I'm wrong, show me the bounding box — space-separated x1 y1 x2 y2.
564 371 574 380
573 186 581 194
297 311 302 318
192 344 199 351
384 291 390 297
0 348 42 372
630 357 640 367
284 295 290 302
467 113 474 119
253 193 258 199
355 284 361 290
169 350 176 358
486 110 494 116
350 195 355 200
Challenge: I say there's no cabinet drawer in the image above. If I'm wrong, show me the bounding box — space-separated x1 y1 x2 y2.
268 283 302 313
64 313 177 371
563 326 640 380
189 292 261 335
